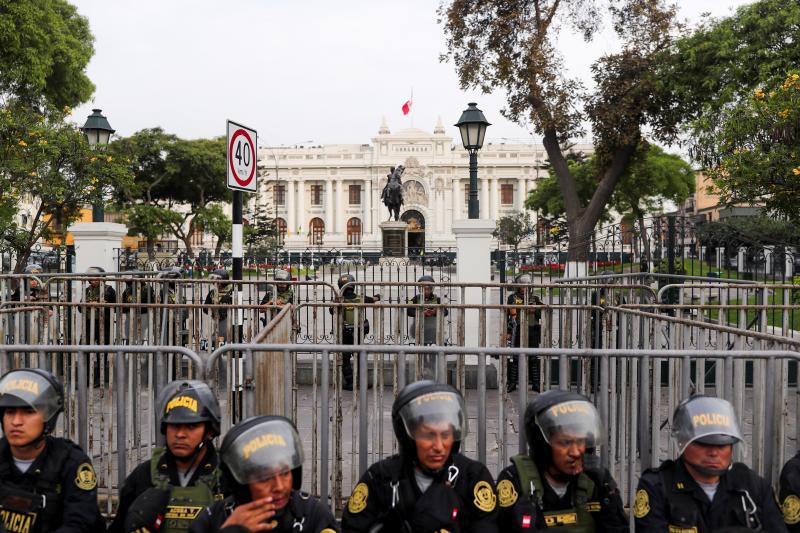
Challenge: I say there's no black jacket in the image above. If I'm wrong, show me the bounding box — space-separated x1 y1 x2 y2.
779 450 800 531
495 461 628 532
341 452 499 533
635 458 787 532
107 444 223 533
0 436 103 533
188 490 339 533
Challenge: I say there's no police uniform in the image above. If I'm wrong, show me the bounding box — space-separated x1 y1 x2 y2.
635 458 786 532
83 283 116 344
496 458 627 532
341 452 498 533
506 290 542 391
407 293 448 346
189 491 339 533
0 436 103 533
107 444 225 533
203 287 233 341
329 285 378 389
260 286 294 325
780 450 800 530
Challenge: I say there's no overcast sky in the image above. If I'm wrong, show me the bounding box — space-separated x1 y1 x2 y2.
68 0 753 148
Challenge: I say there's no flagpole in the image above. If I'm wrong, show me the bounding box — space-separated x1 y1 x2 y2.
410 87 414 128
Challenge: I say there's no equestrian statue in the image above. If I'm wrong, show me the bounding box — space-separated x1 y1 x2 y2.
381 164 405 221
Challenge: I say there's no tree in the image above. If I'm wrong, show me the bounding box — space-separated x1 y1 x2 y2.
440 0 682 262
160 137 229 257
110 128 180 258
243 195 278 257
0 103 132 271
493 211 536 253
0 0 95 109
195 204 231 257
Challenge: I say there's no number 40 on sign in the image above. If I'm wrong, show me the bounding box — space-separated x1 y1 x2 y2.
226 120 258 192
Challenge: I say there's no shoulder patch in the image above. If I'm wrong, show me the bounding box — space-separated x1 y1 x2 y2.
497 479 518 508
320 530 337 533
348 482 369 514
75 462 97 490
473 480 496 512
783 494 800 524
633 488 650 519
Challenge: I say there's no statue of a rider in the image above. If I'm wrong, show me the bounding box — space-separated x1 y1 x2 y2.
381 164 405 221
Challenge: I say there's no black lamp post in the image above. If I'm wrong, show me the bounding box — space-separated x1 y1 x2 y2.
80 109 115 222
455 103 491 219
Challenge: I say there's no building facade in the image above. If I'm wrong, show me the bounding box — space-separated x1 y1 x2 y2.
258 118 592 251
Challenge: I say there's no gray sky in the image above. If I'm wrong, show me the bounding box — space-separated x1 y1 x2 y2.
69 0 752 147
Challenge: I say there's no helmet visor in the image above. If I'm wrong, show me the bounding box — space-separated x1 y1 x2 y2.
0 371 61 422
672 396 743 455
222 420 304 484
398 391 467 442
535 400 602 449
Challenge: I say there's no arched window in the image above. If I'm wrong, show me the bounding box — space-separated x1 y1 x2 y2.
309 218 325 245
275 217 287 245
347 217 362 246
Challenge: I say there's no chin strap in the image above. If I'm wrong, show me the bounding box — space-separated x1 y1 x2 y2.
683 457 732 478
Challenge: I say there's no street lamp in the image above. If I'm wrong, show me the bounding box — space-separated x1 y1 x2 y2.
455 103 491 219
81 109 115 222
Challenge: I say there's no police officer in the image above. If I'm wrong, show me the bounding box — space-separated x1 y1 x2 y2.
120 270 155 344
109 380 225 533
407 275 448 346
330 274 380 391
780 449 800 530
83 265 116 344
10 264 50 345
260 270 294 326
156 267 188 348
189 415 339 533
496 390 628 531
0 368 103 532
506 273 542 392
10 264 46 303
635 395 786 532
204 269 233 343
341 380 499 532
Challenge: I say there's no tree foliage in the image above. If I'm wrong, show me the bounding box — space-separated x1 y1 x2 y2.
195 204 231 257
0 0 95 109
0 103 132 271
440 0 682 260
493 211 536 251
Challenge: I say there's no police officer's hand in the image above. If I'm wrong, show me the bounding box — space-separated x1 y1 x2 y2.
221 497 279 531
373 294 381 301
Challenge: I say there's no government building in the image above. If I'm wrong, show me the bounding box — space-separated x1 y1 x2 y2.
257 118 592 251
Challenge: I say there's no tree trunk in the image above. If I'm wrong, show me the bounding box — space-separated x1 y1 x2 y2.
181 236 195 259
566 218 594 262
214 237 224 257
638 213 651 265
146 238 156 260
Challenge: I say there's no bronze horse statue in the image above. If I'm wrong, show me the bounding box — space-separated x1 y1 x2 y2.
381 165 405 221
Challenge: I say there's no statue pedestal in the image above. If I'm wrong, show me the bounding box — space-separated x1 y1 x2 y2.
380 221 407 257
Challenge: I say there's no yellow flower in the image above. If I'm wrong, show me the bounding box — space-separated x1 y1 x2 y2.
106 156 113 162
754 89 765 99
794 167 800 176
38 139 48 145
30 171 37 177
792 74 799 81
63 106 72 115
17 140 27 147
779 109 791 119
90 156 97 162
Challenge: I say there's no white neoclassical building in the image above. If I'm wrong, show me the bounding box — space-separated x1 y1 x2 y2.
256 118 593 251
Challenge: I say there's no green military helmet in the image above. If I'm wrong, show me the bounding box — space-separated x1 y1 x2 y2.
0 368 65 434
24 263 43 275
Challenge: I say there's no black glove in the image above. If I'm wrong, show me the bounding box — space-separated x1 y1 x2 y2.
124 487 171 532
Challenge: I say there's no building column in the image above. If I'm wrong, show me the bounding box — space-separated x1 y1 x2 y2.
336 180 345 234
489 176 499 219
451 178 461 223
325 180 334 237
364 178 372 235
286 179 296 237
480 178 489 219
515 176 524 211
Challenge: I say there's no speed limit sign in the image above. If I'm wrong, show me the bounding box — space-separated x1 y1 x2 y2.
226 120 258 192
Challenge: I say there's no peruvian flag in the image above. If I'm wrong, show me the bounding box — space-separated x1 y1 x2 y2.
402 99 412 115
521 515 532 529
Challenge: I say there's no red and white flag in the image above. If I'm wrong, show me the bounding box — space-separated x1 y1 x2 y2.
402 99 412 115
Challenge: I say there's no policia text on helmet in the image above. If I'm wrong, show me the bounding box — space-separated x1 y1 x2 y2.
190 415 339 532
496 389 629 532
342 380 499 533
0 368 104 532
635 395 787 532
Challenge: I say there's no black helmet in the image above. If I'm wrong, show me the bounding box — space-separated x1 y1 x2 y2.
220 416 304 503
524 390 602 472
24 264 43 275
418 275 435 283
391 380 467 472
338 273 355 290
209 269 230 282
671 395 742 454
158 380 221 437
274 270 291 282
157 267 183 280
0 368 64 435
